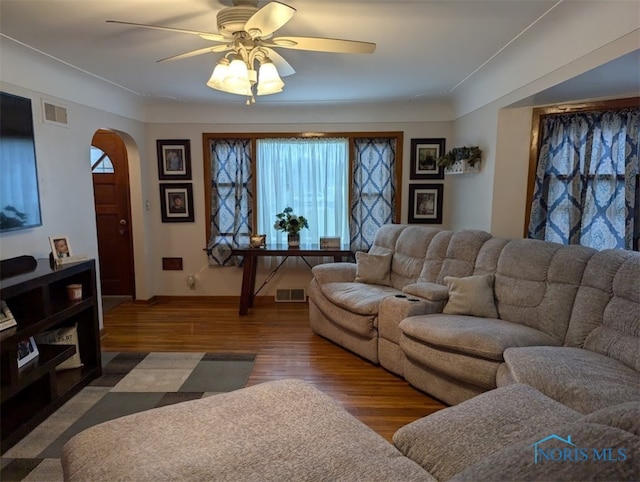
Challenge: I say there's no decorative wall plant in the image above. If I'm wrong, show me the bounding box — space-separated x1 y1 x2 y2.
437 146 483 174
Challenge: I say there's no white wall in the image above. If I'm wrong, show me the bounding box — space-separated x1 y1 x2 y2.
1 6 637 301
146 118 452 297
0 40 153 314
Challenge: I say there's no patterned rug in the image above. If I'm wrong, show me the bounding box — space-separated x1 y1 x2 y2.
1 351 257 482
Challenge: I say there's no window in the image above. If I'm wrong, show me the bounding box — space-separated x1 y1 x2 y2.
526 99 639 251
203 132 403 265
90 146 114 173
256 137 350 246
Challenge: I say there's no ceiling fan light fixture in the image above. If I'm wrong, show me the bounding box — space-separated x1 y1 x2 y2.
257 59 284 96
206 58 230 89
224 55 251 91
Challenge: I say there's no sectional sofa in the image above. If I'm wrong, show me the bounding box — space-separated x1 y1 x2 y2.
62 224 639 480
309 224 639 410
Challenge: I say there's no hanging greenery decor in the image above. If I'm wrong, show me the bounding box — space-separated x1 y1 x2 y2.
436 146 483 168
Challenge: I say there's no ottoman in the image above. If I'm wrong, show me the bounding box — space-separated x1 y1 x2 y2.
61 379 433 482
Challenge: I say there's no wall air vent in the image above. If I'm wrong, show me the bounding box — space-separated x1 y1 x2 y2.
275 287 307 303
42 100 68 126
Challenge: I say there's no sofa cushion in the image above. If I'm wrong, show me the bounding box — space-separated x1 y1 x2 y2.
62 379 435 482
390 226 443 289
564 249 635 347
451 422 640 482
434 229 493 284
319 282 399 316
400 315 559 361
443 274 498 318
582 254 640 371
355 250 393 286
393 384 582 481
501 346 640 414
493 239 594 343
580 401 640 435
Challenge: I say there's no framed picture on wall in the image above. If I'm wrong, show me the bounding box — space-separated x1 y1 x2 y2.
157 139 192 180
159 183 194 223
408 184 443 224
409 138 445 180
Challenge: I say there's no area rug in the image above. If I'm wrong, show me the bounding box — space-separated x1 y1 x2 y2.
0 351 257 482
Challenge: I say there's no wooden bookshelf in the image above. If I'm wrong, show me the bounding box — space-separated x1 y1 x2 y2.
0 259 102 452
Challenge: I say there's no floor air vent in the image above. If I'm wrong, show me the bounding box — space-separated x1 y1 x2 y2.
275 288 307 303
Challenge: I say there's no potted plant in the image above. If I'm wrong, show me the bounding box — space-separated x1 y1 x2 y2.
274 207 309 247
437 146 483 174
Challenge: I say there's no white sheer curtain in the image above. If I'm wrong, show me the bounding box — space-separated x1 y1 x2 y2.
256 137 349 245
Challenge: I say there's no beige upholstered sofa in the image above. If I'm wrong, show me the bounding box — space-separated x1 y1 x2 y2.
309 224 640 407
61 224 639 481
62 379 639 481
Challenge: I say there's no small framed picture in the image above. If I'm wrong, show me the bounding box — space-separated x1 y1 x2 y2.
410 138 445 180
17 337 39 368
0 300 14 322
49 236 73 259
157 139 192 180
159 183 194 223
408 184 444 224
0 300 17 331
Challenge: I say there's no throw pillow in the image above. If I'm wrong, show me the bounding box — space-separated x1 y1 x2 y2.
35 323 83 370
443 274 498 318
355 251 393 286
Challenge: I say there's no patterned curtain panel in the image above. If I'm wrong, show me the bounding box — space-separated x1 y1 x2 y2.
350 138 397 251
206 139 253 266
528 108 639 250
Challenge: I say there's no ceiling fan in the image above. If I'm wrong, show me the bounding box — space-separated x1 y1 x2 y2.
107 0 376 103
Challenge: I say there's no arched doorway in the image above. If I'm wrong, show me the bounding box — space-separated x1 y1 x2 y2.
91 129 135 299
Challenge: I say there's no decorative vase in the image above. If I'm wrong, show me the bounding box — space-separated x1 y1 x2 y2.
287 233 300 248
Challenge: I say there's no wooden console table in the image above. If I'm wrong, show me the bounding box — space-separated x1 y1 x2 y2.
231 244 353 315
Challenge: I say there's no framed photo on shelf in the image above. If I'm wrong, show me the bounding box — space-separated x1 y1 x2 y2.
0 300 17 331
49 235 72 259
17 337 39 368
410 138 445 180
408 184 444 224
159 183 195 223
157 139 192 180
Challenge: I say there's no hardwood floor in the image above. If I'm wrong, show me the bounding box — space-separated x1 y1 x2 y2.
100 298 446 441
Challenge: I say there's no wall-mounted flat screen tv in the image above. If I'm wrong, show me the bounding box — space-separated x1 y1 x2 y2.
0 92 43 232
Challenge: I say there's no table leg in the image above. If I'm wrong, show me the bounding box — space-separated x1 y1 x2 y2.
248 256 258 308
239 255 257 315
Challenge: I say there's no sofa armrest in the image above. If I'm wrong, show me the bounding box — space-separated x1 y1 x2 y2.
379 295 447 344
311 262 357 284
402 282 449 302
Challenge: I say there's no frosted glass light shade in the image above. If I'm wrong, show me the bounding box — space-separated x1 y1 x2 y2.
206 59 229 89
224 57 251 92
257 61 284 96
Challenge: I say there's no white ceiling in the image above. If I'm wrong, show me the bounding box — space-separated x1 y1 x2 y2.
0 0 637 107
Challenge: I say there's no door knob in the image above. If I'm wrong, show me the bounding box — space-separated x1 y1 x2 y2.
119 219 127 225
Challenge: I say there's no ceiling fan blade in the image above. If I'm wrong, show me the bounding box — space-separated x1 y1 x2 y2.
157 44 231 63
106 20 227 43
270 36 376 54
263 48 295 77
244 2 296 38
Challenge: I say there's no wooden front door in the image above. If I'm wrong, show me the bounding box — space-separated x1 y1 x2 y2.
91 130 135 296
